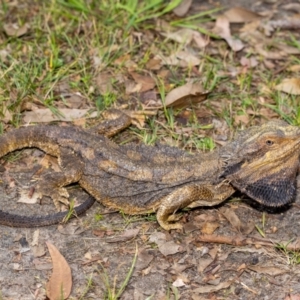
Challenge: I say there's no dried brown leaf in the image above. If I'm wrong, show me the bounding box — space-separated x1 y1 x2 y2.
282 3 300 12
193 32 210 48
214 16 244 51
208 246 219 260
284 294 300 300
34 260 53 271
263 19 300 36
149 232 167 244
288 65 300 72
136 249 154 271
201 222 219 235
235 114 250 125
4 23 29 37
220 207 242 231
32 245 46 258
223 7 262 23
176 51 201 66
96 72 114 94
162 28 194 44
164 82 208 109
240 56 258 68
192 281 232 293
176 51 201 67
140 90 159 106
197 257 213 273
162 28 209 48
129 72 156 92
173 0 192 17
57 224 85 235
158 50 201 67
255 44 286 60
275 44 300 55
23 108 97 123
46 242 72 300
105 228 140 243
123 109 156 129
220 206 254 234
275 78 300 95
263 60 276 70
239 20 267 45
158 241 183 256
114 55 137 70
2 108 13 123
149 232 183 256
248 265 288 276
145 58 162 70
194 213 217 223
172 277 186 287
125 80 141 94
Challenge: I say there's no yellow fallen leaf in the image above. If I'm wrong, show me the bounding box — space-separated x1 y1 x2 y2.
275 78 300 95
46 242 72 300
288 65 300 72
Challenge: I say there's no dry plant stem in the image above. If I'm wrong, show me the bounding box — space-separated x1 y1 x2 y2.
197 234 300 251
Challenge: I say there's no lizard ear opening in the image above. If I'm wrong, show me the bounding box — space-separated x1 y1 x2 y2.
231 173 297 207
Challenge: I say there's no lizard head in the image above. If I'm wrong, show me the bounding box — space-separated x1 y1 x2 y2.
221 120 300 207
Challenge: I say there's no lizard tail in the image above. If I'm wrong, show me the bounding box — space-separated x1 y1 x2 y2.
0 196 95 227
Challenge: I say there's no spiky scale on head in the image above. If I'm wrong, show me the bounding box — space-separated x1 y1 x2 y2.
221 120 300 207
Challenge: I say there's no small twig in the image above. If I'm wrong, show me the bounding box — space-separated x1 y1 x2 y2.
240 282 258 295
197 234 300 251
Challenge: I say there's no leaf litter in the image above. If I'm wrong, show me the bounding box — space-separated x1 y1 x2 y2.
1 0 300 299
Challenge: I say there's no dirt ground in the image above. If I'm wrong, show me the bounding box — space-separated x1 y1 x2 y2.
1 0 300 299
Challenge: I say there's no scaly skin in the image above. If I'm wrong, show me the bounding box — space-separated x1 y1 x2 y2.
0 113 299 230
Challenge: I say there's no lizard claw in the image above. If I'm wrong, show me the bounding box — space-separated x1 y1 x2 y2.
36 184 70 211
156 211 183 231
166 214 182 222
158 220 183 231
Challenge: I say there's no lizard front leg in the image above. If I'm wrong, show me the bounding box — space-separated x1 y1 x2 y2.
35 148 84 210
156 183 235 230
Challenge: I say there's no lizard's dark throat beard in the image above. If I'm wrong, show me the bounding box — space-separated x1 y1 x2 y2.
223 141 300 207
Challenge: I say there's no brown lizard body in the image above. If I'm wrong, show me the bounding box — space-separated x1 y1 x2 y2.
0 112 300 230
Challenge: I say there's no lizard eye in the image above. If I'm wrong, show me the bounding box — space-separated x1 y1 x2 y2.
265 140 274 146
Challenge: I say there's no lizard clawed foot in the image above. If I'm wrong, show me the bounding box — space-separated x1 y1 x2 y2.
36 184 70 211
158 219 183 231
156 210 183 231
166 214 182 222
